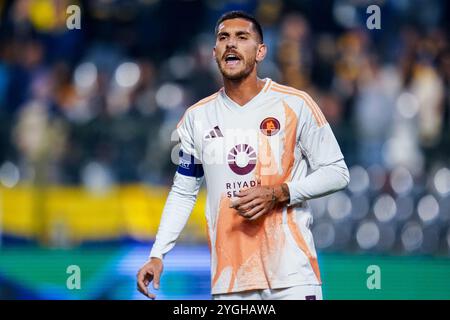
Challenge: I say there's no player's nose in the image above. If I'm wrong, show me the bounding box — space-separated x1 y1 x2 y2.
225 38 237 49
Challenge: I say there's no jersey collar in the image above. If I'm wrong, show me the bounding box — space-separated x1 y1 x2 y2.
220 77 272 111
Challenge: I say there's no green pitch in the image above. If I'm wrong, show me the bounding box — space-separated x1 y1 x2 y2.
0 245 449 299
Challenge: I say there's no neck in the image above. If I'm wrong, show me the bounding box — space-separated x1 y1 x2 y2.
222 70 264 106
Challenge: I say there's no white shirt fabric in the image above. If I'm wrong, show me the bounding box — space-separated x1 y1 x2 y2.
149 78 349 295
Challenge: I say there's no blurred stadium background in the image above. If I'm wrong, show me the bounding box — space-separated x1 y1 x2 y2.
0 0 449 299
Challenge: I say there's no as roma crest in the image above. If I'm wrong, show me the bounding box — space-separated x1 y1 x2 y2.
260 117 280 136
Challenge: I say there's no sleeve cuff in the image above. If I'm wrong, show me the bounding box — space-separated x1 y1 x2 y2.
286 181 303 206
149 249 163 261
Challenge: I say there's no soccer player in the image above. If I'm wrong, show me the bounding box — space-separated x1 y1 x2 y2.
137 11 349 300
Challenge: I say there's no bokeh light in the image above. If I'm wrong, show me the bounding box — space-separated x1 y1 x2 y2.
74 62 98 93
115 62 141 88
401 222 424 253
373 194 397 223
417 195 440 225
396 92 420 119
327 192 352 221
390 166 414 195
433 167 450 196
156 83 184 110
0 162 20 188
348 165 370 194
81 162 115 195
356 221 380 250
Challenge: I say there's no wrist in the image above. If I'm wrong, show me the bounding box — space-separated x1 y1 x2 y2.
149 257 163 266
273 183 290 205
149 255 163 263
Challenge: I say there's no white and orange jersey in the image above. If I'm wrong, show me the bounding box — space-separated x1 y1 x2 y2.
164 78 345 294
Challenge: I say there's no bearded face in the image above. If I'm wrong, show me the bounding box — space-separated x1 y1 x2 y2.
214 18 264 81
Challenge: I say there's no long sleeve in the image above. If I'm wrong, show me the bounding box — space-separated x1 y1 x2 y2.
149 172 203 260
149 106 204 260
286 93 350 205
286 158 349 205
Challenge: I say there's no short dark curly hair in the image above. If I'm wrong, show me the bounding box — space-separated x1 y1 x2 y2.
215 11 264 43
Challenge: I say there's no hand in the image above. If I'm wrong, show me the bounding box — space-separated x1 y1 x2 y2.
136 257 163 299
230 183 290 220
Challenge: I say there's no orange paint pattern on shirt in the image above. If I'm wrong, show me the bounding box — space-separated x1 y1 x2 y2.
287 207 322 283
255 100 297 185
212 196 273 292
211 101 298 293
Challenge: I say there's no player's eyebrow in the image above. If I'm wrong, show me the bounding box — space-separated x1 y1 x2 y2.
217 31 229 38
235 31 251 37
217 30 252 38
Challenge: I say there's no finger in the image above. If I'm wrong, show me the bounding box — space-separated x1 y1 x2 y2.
147 291 156 299
248 208 267 221
237 188 251 197
137 281 148 297
152 269 161 290
238 198 263 212
137 269 153 295
232 193 257 209
230 197 245 208
240 203 265 219
137 271 149 296
144 270 154 285
229 198 239 208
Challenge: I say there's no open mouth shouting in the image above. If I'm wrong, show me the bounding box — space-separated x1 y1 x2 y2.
223 52 242 67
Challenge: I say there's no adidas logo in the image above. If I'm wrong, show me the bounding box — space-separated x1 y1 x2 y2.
205 126 223 139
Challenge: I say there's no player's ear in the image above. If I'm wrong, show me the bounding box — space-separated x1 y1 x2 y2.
213 46 216 59
256 43 267 63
